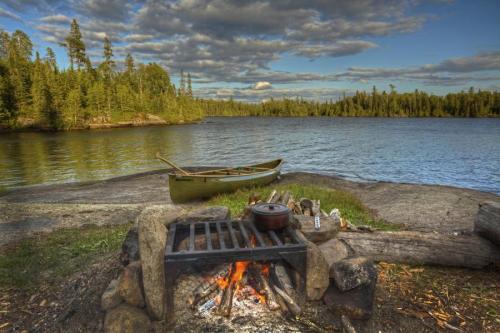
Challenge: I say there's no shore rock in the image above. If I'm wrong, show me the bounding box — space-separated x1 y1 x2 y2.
138 205 182 227
295 215 339 243
323 281 376 320
118 261 145 308
104 304 151 333
138 207 168 320
101 279 122 311
318 238 352 269
331 257 377 292
177 206 230 223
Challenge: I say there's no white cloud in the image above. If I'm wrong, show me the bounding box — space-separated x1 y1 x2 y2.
253 81 272 90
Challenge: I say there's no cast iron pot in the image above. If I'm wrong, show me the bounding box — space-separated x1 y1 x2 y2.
251 203 290 231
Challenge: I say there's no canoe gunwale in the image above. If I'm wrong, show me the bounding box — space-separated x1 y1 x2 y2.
167 159 283 179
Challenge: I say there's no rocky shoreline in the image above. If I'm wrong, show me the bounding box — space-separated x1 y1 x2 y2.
1 170 499 247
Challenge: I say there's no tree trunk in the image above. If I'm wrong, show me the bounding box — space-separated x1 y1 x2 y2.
336 231 500 269
474 201 500 246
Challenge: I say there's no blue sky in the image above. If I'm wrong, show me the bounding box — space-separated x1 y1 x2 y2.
1 0 499 101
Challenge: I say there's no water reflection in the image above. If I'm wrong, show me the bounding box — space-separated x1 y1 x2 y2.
0 117 499 194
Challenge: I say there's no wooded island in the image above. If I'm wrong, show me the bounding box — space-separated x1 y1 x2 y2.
1 20 499 131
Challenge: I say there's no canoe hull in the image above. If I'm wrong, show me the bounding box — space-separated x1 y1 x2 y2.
168 159 282 203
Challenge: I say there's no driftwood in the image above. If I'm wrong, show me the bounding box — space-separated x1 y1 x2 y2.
474 201 500 246
336 231 500 269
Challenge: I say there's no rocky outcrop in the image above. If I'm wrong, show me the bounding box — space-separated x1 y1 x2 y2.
138 206 168 320
104 304 151 333
331 257 377 292
295 215 339 243
118 261 145 308
101 279 122 311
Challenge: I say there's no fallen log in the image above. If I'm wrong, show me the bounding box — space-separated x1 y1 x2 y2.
474 201 500 246
336 231 500 269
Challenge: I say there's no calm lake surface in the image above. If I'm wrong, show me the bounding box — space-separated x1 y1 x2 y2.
1 117 499 194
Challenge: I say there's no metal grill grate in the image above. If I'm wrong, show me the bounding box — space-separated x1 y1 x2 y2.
164 220 307 323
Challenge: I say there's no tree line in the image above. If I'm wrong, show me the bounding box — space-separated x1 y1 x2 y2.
203 85 500 118
1 22 499 131
0 20 202 130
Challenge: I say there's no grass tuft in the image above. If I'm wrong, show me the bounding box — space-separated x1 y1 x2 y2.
0 224 130 290
208 183 398 231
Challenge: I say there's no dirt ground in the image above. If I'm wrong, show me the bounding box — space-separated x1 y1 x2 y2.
1 250 498 333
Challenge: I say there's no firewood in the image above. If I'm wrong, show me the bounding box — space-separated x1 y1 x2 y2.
248 193 261 205
286 195 295 209
321 209 329 217
218 280 236 317
269 191 281 204
280 191 291 206
272 283 290 316
191 281 219 309
270 262 298 303
191 267 231 309
266 190 277 203
273 286 302 316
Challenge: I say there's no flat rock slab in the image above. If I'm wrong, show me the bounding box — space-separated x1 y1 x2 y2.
331 257 377 292
177 206 230 223
295 215 339 243
280 173 500 233
323 281 376 320
0 203 149 246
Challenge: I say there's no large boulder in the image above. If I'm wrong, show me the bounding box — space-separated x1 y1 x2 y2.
318 238 352 269
101 279 122 311
104 304 151 333
297 231 330 300
118 261 145 308
177 206 230 223
138 207 168 320
323 280 376 320
120 206 182 265
295 215 339 243
331 257 377 292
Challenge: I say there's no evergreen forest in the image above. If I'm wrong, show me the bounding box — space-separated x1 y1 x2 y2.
1 21 499 131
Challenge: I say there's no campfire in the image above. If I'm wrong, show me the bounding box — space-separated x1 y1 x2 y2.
189 260 302 319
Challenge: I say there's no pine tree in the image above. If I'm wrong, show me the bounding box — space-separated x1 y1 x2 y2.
65 19 86 69
45 47 57 72
125 53 134 73
187 73 193 97
180 69 185 95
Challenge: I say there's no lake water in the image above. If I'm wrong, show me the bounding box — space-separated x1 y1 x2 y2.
1 117 499 194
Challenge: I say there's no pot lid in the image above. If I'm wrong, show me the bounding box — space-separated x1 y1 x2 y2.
251 203 290 215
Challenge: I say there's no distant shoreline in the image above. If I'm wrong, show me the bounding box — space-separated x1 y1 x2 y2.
2 114 499 133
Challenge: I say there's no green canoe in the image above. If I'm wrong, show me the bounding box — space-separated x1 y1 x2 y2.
167 159 284 203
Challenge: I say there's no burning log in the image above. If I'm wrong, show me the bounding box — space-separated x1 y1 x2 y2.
191 280 219 309
191 267 231 309
218 280 236 317
251 263 280 311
